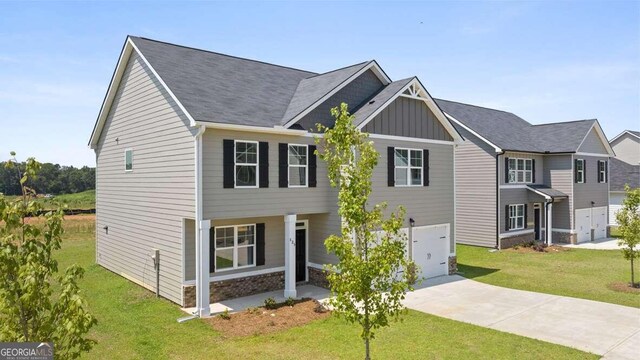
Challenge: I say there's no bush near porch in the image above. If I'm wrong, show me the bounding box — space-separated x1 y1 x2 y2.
52 215 596 359
457 244 640 308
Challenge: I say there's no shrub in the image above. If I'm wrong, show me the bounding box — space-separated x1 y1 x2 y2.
218 308 231 320
264 297 277 310
285 297 295 307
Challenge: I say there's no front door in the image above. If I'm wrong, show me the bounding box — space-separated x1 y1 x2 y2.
295 228 306 282
534 206 541 240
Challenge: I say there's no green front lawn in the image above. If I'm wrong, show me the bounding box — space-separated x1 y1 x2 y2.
457 244 640 308
52 216 596 359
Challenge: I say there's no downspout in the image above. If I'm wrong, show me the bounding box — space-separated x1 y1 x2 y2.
496 151 504 249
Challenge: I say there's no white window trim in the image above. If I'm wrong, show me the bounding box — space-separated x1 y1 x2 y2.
598 160 607 183
576 159 585 183
213 224 257 272
509 204 525 230
288 144 309 188
507 158 533 184
124 148 133 172
234 140 259 188
394 147 423 187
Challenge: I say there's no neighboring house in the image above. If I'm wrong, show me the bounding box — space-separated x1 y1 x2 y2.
608 130 640 225
88 36 462 315
435 99 614 249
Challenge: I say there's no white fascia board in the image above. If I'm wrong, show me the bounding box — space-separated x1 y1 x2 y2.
444 113 502 153
196 121 308 136
610 130 640 143
282 61 390 129
367 133 455 146
525 186 552 201
88 37 198 149
355 78 463 144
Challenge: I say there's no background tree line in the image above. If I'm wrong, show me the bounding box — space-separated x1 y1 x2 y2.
0 161 95 195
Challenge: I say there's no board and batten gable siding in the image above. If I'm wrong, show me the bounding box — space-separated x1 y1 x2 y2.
202 129 335 220
543 155 573 229
573 154 609 210
295 70 384 131
454 127 497 247
611 133 640 165
362 97 453 141
578 128 609 155
95 52 197 305
369 137 455 251
498 152 544 185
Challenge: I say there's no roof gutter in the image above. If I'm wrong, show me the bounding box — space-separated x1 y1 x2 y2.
194 121 308 136
496 150 504 249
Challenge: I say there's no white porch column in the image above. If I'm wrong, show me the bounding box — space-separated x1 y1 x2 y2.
284 214 297 298
196 219 211 317
546 203 553 246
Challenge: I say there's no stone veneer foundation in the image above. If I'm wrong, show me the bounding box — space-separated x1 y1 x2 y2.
183 271 284 307
552 231 577 244
499 232 535 249
448 256 457 275
308 266 330 288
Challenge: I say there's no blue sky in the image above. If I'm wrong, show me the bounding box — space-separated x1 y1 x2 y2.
1 1 638 167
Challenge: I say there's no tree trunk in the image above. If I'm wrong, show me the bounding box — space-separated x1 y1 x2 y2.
365 338 370 360
632 256 636 288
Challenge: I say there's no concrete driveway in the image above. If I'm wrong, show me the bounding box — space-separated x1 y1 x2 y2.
405 275 640 359
560 238 624 250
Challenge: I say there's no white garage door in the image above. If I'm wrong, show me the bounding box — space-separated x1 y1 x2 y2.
575 209 591 243
412 224 450 279
592 206 607 240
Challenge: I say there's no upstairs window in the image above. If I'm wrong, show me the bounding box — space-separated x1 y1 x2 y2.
508 158 533 183
598 160 608 183
575 159 585 183
235 141 258 187
124 149 133 172
394 148 423 186
288 144 308 187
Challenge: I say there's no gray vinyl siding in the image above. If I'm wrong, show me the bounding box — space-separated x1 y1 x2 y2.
578 128 608 154
611 134 640 165
454 127 497 247
543 155 573 229
370 138 456 251
499 152 544 185
499 188 536 233
362 97 453 141
307 212 340 265
95 52 197 305
296 70 384 131
202 130 333 220
573 155 609 210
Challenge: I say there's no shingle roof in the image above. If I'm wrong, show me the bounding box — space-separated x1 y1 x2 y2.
281 62 370 125
131 37 319 127
527 184 569 199
435 98 598 153
610 158 640 191
352 77 414 127
630 130 640 137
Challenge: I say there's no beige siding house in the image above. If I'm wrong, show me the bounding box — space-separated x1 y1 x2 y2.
436 99 615 248
89 36 462 315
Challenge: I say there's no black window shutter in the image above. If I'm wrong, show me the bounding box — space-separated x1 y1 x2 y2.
209 227 216 273
223 139 235 188
505 205 510 231
605 160 609 182
505 157 510 183
531 159 536 183
308 145 317 187
583 160 587 183
259 142 269 188
387 147 395 187
574 159 579 183
423 149 430 186
279 143 288 188
597 160 601 183
256 223 265 266
524 204 528 229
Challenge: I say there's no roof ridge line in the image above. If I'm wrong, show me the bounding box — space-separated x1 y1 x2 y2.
303 61 371 79
130 35 317 75
531 119 597 126
434 98 521 117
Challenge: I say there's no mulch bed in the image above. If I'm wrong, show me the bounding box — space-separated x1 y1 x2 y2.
607 282 640 294
207 298 330 337
509 245 568 254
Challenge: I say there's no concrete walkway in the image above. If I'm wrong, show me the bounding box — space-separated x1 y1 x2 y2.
404 275 640 359
560 238 623 250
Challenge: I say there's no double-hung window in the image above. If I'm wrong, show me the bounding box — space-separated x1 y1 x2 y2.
575 159 585 183
508 158 532 183
394 148 422 186
288 144 308 187
214 225 256 271
598 160 607 183
235 141 258 187
509 204 525 230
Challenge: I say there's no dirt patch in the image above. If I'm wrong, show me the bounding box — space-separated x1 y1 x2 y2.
508 245 568 254
607 282 640 294
206 298 330 337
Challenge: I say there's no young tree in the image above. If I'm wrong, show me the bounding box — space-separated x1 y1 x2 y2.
0 153 97 359
616 185 640 288
315 103 413 360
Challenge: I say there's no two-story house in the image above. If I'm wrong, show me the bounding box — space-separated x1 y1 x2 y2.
609 130 640 225
436 99 614 249
88 36 462 316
